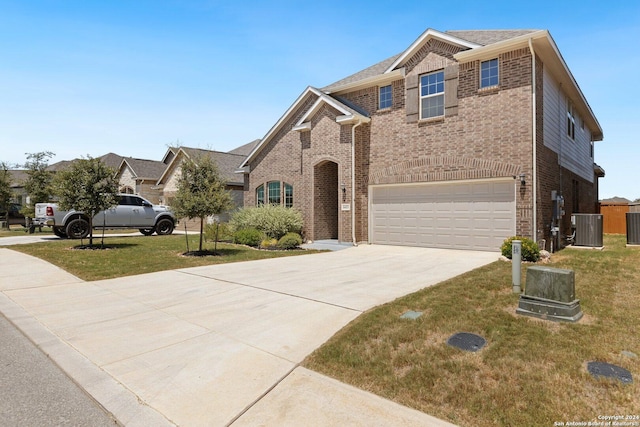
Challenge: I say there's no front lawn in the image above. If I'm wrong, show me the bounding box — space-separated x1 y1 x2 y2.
11 234 321 281
304 234 640 426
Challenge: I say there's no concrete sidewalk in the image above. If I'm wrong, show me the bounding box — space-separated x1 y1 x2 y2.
0 245 498 426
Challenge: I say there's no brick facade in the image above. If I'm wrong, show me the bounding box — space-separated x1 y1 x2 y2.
244 31 601 249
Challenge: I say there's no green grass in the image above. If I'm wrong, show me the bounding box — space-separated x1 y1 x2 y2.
11 234 321 281
304 235 640 426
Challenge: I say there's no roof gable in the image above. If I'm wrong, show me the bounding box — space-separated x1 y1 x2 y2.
157 147 246 186
385 28 480 73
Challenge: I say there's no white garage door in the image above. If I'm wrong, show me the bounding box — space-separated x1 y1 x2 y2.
370 179 515 251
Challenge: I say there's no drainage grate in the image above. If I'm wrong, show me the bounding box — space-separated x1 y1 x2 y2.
446 332 486 352
400 310 423 320
587 361 633 384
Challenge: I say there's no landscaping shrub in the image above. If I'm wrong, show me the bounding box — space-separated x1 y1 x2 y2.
204 222 233 242
277 232 303 250
233 228 263 247
501 236 540 262
260 238 278 249
230 205 303 239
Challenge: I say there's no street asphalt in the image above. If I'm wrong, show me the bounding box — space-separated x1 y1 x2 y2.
0 312 118 426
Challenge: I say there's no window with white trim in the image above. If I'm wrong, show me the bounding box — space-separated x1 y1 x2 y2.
420 71 444 119
480 58 499 88
379 85 392 109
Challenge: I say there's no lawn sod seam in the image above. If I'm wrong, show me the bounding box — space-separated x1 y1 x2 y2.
304 235 639 427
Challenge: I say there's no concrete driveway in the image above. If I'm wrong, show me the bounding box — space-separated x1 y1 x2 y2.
0 244 497 426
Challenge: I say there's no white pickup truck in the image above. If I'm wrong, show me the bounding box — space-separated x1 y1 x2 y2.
35 194 177 239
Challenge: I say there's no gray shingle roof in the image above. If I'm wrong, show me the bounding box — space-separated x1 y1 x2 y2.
46 153 124 172
180 147 246 185
322 54 401 93
445 30 539 46
8 170 28 187
228 139 260 156
122 158 167 180
322 29 539 93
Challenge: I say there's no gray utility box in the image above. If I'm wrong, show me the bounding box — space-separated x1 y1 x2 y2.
572 214 603 247
628 212 640 245
516 266 583 322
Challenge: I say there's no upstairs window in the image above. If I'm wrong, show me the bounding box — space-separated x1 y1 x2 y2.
379 85 392 109
480 58 499 88
567 101 576 140
420 71 444 119
256 185 264 206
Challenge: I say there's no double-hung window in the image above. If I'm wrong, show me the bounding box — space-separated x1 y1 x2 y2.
480 58 499 88
379 85 392 109
420 71 444 119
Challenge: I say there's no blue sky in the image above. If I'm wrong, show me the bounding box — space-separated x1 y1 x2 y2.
1 0 638 200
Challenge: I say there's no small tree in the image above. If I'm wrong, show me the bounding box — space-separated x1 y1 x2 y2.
0 162 13 229
21 151 55 218
171 155 233 253
53 157 118 247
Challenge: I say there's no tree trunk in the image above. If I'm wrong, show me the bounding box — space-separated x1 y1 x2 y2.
199 217 204 252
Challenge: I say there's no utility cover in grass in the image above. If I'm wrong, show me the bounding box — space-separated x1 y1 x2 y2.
447 332 486 352
587 361 633 384
400 310 422 320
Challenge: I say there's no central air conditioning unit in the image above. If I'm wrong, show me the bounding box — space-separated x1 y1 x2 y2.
571 214 603 247
627 212 640 245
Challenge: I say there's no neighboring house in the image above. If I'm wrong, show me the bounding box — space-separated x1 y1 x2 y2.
115 157 168 203
239 28 604 251
7 170 28 206
157 147 248 221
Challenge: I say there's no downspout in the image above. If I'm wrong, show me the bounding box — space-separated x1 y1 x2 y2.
528 38 537 243
351 120 363 246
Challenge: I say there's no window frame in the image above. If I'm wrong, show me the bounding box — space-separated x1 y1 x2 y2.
480 58 499 89
379 84 392 109
419 70 445 120
567 101 576 140
284 182 293 208
256 184 264 206
267 181 281 205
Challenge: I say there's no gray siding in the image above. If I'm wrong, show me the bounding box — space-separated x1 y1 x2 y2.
542 68 594 182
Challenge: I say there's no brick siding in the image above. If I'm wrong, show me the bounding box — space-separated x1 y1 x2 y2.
246 42 597 246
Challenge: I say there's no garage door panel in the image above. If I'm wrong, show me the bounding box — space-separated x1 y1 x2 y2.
371 180 515 251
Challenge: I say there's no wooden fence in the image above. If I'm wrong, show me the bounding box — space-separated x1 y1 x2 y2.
600 204 629 234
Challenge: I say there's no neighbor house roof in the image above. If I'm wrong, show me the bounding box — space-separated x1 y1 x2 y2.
8 170 28 188
47 153 124 172
158 147 246 186
118 157 167 181
600 197 631 205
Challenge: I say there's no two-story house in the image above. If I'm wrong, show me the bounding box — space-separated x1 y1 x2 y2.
239 28 603 251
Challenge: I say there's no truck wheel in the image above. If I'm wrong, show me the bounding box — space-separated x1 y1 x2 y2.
53 227 68 239
155 218 174 235
139 228 155 236
65 218 90 239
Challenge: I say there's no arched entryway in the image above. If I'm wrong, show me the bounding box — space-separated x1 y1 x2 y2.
313 160 339 240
